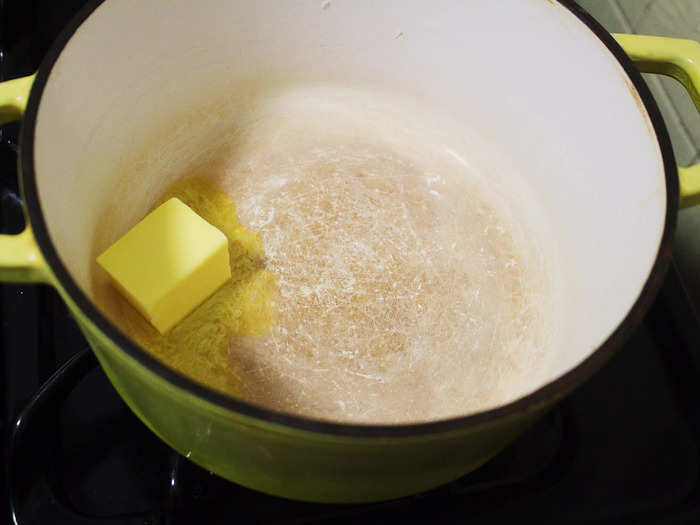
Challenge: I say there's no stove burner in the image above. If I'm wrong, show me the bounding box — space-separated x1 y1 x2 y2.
6 347 567 524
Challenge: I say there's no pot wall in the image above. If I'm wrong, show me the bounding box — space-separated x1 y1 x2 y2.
33 0 666 386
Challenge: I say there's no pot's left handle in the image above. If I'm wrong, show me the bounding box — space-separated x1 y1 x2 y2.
614 34 700 209
0 75 50 283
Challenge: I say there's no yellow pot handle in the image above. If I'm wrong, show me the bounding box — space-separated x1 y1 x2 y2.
614 34 700 209
0 75 34 125
0 74 49 283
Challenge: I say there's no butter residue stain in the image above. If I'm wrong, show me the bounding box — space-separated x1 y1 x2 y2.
100 176 277 397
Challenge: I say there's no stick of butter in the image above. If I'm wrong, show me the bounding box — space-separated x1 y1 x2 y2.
97 197 232 334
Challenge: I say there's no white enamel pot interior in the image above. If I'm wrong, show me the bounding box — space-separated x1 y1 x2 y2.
22 1 674 433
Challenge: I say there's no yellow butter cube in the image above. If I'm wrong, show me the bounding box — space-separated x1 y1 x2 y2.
97 197 231 333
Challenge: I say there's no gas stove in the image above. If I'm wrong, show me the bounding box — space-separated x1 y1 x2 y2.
3 2 700 524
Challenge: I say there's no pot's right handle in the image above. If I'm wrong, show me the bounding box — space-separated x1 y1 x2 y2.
614 34 700 209
0 74 50 283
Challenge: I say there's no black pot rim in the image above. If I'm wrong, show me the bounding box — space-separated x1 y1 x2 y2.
19 0 679 438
